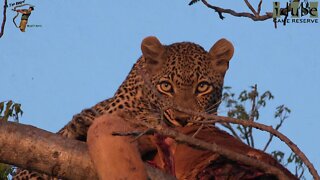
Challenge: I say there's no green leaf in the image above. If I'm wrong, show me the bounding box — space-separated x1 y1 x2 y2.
238 90 248 102
257 99 266 107
3 101 13 121
0 101 23 122
0 163 13 180
274 105 291 119
13 103 23 122
287 153 294 163
261 91 274 100
271 151 285 163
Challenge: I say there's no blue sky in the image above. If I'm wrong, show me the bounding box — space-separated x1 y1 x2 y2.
1 0 319 178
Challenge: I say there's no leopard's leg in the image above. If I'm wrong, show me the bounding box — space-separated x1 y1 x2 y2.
87 114 148 180
12 169 52 180
12 99 114 180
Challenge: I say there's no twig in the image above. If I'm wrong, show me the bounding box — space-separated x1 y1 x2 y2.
257 0 263 15
130 128 155 143
112 129 156 143
298 168 305 179
244 0 257 15
220 122 241 140
248 84 258 148
112 130 154 137
243 125 251 146
191 123 203 138
0 0 7 38
263 113 286 151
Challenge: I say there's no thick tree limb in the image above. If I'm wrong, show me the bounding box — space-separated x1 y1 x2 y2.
0 119 298 179
0 121 96 179
0 121 175 180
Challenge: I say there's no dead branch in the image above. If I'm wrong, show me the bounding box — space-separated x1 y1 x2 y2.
200 0 273 21
0 121 175 180
0 0 7 38
257 0 263 15
196 0 304 28
244 0 257 15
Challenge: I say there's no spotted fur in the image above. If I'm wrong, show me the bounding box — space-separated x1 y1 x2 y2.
13 36 234 179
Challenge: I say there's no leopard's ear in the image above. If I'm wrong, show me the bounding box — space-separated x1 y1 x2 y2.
141 36 166 73
209 39 234 74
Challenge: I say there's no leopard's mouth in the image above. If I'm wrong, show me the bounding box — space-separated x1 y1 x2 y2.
163 109 194 127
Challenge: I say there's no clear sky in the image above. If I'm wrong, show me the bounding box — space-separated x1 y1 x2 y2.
0 0 319 178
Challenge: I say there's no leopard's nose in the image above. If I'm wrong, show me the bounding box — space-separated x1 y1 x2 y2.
174 112 191 127
175 117 189 126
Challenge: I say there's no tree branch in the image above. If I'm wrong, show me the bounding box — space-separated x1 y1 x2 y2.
0 0 7 38
220 122 241 140
244 0 257 15
0 119 298 179
156 95 319 180
248 84 258 148
183 113 320 180
263 113 286 152
0 121 175 180
200 0 273 21
257 0 263 15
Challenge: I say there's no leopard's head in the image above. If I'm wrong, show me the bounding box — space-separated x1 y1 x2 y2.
141 36 234 127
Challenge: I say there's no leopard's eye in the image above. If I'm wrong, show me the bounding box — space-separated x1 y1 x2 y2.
196 81 212 95
157 81 174 94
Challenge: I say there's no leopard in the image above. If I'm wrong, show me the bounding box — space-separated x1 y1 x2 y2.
12 36 234 180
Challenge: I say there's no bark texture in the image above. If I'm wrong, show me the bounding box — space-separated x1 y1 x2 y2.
0 121 174 180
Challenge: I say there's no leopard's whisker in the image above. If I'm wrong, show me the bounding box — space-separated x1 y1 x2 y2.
205 100 222 114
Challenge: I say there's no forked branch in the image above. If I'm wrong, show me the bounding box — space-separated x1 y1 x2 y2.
199 0 273 21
